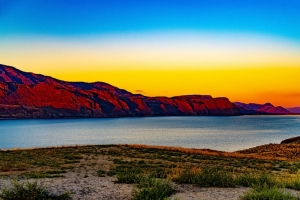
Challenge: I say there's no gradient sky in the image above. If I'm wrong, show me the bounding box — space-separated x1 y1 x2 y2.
0 0 300 107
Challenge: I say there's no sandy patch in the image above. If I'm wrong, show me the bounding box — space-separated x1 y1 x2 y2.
171 184 249 200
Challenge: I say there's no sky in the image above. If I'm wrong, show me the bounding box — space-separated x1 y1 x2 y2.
0 0 300 107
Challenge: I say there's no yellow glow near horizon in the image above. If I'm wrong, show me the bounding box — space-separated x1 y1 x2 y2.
0 32 300 107
52 68 300 107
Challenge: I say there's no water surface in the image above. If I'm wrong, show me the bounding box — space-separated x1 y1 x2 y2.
0 116 299 151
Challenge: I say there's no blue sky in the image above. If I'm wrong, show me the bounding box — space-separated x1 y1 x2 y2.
0 0 299 41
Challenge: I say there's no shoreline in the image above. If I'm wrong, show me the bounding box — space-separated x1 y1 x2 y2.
0 113 299 120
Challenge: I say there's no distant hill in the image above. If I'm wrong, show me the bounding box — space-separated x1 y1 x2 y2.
286 107 300 114
0 64 240 118
234 102 291 115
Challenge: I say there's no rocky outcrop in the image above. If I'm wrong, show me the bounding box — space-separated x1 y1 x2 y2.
234 102 291 115
0 64 241 118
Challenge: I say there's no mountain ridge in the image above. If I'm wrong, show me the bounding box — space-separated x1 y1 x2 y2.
234 102 291 115
0 64 241 118
286 107 300 114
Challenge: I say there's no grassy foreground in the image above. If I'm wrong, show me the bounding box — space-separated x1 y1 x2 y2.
1 144 300 199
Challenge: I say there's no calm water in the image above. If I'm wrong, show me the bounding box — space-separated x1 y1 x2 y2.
0 116 300 152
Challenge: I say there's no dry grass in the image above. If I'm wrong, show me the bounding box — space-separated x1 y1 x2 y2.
122 144 298 161
1 142 300 183
237 143 300 161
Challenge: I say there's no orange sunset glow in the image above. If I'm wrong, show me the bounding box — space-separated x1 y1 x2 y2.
1 33 300 107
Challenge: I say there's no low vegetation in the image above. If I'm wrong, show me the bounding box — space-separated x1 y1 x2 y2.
1 144 300 199
0 181 70 200
169 166 235 187
240 185 300 200
132 175 175 200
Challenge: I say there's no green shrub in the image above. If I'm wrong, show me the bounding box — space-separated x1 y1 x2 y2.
172 167 236 187
107 170 117 176
236 173 260 187
132 176 175 200
240 185 299 200
171 168 197 184
150 168 168 179
0 181 71 200
196 168 236 187
236 173 277 188
285 177 300 190
289 167 299 174
116 170 142 184
97 169 105 177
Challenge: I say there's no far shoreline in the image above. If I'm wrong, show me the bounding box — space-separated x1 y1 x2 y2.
0 113 299 121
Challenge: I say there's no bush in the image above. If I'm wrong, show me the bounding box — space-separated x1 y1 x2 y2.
170 168 196 184
97 169 105 177
196 168 236 187
236 173 277 188
285 177 300 190
116 170 142 184
240 185 299 200
149 168 168 179
0 181 71 200
236 173 260 187
288 167 298 174
132 176 175 200
172 167 280 188
171 167 236 187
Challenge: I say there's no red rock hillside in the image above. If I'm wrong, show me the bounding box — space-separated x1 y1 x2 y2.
0 64 240 118
234 102 291 115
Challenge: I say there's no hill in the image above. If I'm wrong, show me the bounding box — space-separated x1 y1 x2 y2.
0 64 240 118
286 107 300 114
234 102 291 115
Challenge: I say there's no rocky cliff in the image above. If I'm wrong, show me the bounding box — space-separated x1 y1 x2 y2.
234 102 291 115
0 64 241 118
